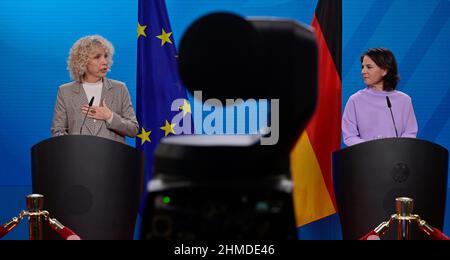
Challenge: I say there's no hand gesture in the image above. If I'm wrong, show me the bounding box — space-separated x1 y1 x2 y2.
81 100 112 121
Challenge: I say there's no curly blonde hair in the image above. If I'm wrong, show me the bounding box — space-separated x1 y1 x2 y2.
67 35 114 82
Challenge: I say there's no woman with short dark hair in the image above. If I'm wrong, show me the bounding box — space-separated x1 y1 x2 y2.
342 48 418 146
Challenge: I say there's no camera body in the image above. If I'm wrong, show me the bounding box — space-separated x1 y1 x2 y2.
140 12 317 240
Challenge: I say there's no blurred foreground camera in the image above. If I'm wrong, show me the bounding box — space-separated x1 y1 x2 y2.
140 12 317 240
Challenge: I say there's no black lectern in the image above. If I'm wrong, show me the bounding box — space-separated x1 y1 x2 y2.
333 138 448 240
31 135 144 240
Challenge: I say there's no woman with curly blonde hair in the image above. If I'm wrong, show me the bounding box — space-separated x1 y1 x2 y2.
51 35 139 143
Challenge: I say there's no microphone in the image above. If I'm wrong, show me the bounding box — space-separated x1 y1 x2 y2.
386 96 399 138
80 96 95 134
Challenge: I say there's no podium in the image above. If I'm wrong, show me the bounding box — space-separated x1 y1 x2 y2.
31 136 144 240
333 138 448 240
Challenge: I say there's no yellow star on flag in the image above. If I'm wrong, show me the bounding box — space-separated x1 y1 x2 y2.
179 99 192 116
160 120 176 137
137 127 151 145
137 22 147 38
156 28 173 46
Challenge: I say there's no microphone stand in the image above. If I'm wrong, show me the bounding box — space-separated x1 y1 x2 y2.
80 96 95 134
386 96 399 138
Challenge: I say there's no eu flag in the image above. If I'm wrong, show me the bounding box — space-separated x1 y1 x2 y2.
136 0 188 187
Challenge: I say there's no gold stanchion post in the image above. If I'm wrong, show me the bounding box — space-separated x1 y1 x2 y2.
395 197 414 240
26 194 45 240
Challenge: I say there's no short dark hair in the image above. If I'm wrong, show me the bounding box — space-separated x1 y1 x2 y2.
360 48 399 91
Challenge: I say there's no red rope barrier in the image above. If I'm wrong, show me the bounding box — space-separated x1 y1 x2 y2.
60 226 81 240
1 195 84 240
48 218 82 240
359 230 380 240
417 219 450 240
359 218 393 240
0 217 21 239
429 228 450 240
0 226 9 239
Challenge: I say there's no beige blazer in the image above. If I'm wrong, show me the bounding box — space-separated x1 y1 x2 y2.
51 78 139 143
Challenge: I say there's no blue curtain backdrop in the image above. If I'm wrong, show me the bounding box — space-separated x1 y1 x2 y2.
0 0 449 239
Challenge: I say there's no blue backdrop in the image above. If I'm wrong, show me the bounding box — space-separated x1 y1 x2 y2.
0 0 449 239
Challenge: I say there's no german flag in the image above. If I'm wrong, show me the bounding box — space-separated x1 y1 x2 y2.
290 0 342 228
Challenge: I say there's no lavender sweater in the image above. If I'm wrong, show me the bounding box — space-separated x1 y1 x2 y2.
342 87 418 146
